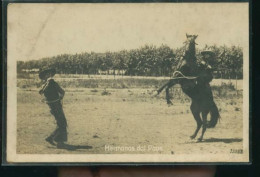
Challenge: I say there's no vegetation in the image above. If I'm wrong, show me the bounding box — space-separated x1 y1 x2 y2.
17 44 243 79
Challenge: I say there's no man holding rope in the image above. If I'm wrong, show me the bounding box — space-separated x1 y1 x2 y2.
196 50 215 102
39 68 68 148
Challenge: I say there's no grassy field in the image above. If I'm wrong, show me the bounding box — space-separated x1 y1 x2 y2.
17 76 244 156
18 73 243 90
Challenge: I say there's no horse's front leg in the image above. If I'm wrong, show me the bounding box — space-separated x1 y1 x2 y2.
166 86 173 105
157 82 168 95
157 79 175 95
165 80 177 105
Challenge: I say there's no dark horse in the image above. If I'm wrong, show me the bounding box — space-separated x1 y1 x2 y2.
157 34 220 141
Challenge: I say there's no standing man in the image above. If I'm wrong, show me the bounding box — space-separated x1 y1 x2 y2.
39 68 68 148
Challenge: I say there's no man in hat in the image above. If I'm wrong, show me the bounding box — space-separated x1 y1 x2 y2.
196 50 215 101
39 68 68 148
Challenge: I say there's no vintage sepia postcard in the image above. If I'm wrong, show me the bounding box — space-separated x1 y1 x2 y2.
4 2 250 164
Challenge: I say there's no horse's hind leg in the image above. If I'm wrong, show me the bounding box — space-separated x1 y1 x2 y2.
198 110 210 142
190 101 202 139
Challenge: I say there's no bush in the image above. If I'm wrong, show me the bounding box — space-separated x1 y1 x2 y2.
101 89 111 96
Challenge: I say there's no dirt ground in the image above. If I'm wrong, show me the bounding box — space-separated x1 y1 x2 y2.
17 86 243 156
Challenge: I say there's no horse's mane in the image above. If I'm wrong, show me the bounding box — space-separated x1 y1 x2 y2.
172 35 198 75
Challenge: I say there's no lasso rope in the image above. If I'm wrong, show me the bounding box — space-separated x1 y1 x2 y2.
171 71 197 80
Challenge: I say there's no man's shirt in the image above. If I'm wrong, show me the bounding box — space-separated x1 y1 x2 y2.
40 79 65 102
197 60 213 84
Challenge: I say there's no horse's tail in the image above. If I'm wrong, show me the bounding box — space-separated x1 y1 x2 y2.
207 101 220 128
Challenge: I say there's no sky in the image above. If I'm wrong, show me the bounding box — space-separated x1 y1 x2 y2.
7 3 249 61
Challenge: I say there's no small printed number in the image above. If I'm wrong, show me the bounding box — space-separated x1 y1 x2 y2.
230 149 243 154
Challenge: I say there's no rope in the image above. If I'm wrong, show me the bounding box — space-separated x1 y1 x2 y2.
171 71 197 80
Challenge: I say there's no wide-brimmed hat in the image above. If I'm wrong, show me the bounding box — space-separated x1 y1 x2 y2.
39 68 56 80
201 50 215 56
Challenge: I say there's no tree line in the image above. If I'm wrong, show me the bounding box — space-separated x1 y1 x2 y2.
17 44 243 79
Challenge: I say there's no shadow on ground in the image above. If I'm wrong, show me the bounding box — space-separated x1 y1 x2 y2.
49 143 93 151
200 138 243 144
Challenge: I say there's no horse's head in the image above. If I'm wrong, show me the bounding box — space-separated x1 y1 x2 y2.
181 33 199 68
185 33 198 46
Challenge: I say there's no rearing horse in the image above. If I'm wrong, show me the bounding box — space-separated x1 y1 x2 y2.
157 34 220 141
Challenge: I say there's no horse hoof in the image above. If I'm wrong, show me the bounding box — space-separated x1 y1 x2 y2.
153 91 159 97
190 135 196 139
197 138 203 142
167 102 173 106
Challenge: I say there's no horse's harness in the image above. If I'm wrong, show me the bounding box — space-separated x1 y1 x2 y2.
171 51 198 81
